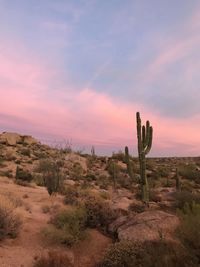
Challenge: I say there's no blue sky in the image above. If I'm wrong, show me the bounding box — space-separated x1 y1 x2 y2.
0 0 200 155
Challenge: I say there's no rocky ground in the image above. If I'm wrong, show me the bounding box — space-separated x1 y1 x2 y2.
0 132 200 267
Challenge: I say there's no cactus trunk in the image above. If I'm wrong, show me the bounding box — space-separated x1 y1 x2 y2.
136 112 153 204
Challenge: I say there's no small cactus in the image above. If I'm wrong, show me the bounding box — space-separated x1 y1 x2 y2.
91 146 95 157
125 146 134 180
175 168 181 191
136 112 153 204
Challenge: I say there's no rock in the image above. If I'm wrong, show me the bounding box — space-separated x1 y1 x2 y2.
0 132 21 146
22 135 38 145
108 216 128 235
65 153 87 172
115 210 179 242
0 132 39 146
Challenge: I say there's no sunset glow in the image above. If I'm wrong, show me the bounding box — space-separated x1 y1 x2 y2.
0 1 200 156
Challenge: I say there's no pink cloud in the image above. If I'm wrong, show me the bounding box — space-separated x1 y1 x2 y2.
0 42 200 156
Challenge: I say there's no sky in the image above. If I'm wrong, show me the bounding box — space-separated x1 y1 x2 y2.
0 0 200 156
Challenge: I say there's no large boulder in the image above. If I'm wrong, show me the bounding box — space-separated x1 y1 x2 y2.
0 132 39 146
0 132 21 146
109 210 179 242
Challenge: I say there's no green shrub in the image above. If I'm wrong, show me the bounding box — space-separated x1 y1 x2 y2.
33 250 73 267
45 207 87 246
0 195 21 240
98 240 194 267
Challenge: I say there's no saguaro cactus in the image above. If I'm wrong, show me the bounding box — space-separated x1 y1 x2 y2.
136 112 153 204
125 146 134 180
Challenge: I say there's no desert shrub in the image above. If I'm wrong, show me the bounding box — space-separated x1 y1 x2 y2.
128 202 146 213
97 175 110 190
156 166 170 178
71 162 84 180
15 159 21 164
42 205 50 213
180 180 195 192
45 207 87 246
0 169 13 178
16 166 33 182
84 196 117 232
178 163 199 182
33 250 73 267
149 189 162 202
174 191 200 209
84 173 96 181
111 151 125 162
146 160 155 171
19 148 31 157
0 195 21 240
177 202 200 262
15 179 32 187
117 174 132 189
98 240 194 267
33 173 45 186
36 159 64 195
64 186 79 205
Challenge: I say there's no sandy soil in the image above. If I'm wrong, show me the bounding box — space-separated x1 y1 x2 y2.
0 177 111 267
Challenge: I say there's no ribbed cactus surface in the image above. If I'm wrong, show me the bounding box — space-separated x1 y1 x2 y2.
136 112 153 204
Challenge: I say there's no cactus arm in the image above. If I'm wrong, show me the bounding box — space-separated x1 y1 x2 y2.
144 126 153 155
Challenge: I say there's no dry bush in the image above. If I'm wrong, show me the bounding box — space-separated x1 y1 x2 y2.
98 240 195 267
0 194 22 240
174 191 200 209
84 196 117 232
33 250 73 267
63 185 79 205
177 202 200 263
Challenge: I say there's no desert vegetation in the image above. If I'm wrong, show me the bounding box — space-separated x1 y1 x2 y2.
0 115 200 267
